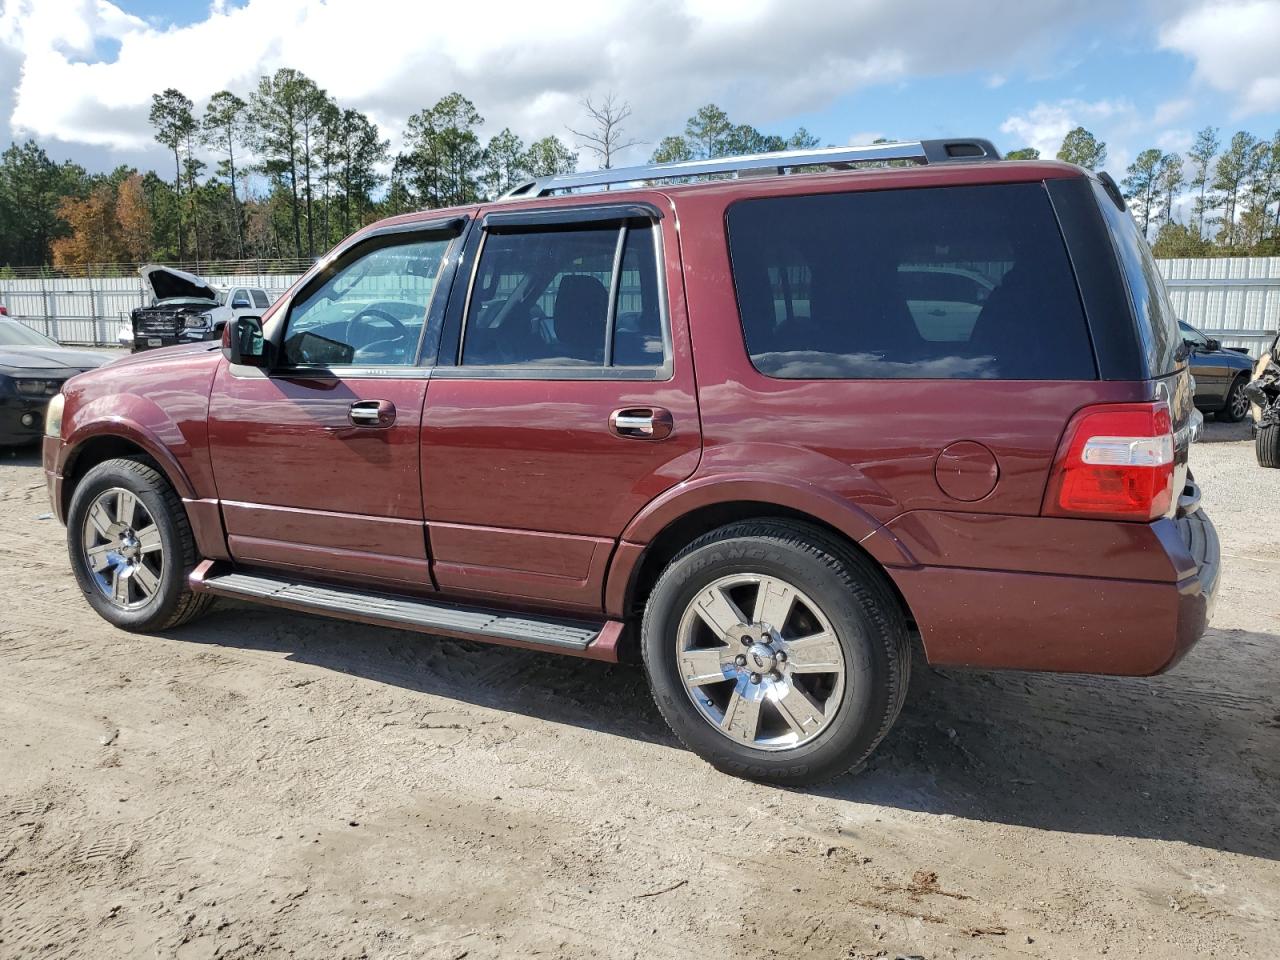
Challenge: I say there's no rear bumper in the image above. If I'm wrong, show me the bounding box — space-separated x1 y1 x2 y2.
888 507 1220 677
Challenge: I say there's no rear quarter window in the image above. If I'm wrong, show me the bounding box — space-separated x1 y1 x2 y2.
1089 180 1181 377
726 182 1097 380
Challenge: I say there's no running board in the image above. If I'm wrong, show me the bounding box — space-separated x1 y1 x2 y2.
190 562 622 661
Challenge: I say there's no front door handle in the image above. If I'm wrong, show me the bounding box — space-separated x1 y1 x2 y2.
610 406 674 440
349 399 396 427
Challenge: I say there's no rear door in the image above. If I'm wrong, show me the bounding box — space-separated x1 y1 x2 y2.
207 220 465 589
421 198 700 612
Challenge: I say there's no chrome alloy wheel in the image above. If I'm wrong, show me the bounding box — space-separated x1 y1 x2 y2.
675 574 846 751
1230 382 1250 420
81 487 164 610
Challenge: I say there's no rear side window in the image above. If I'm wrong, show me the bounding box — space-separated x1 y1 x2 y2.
462 222 665 369
251 289 270 309
1090 180 1181 377
726 183 1096 380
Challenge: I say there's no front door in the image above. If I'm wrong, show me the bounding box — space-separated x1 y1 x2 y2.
421 199 700 612
207 223 464 590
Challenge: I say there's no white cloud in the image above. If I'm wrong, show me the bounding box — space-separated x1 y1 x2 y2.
1156 128 1194 154
998 98 1135 160
846 131 885 147
1153 97 1193 126
0 0 1116 166
1158 0 1280 116
985 73 1007 89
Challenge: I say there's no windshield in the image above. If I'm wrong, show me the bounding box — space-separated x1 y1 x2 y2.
0 321 57 347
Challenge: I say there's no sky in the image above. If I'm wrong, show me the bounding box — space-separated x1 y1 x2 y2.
0 0 1278 183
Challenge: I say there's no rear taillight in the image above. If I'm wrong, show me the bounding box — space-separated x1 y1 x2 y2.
1043 402 1175 522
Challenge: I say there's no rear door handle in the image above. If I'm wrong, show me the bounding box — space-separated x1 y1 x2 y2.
349 399 396 427
610 406 673 440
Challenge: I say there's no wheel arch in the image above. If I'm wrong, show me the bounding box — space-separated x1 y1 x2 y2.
608 487 920 653
61 425 196 519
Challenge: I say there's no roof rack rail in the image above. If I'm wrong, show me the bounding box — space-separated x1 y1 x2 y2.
502 137 1001 199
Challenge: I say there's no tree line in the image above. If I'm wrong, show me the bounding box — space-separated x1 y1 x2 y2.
1 73 1278 272
1009 124 1280 257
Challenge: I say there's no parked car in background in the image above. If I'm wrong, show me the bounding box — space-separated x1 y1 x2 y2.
1178 320 1254 422
43 140 1218 785
0 319 109 446
121 265 272 352
1246 329 1280 467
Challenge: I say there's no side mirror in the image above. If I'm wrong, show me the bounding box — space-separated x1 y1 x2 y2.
1204 337 1222 352
223 316 268 367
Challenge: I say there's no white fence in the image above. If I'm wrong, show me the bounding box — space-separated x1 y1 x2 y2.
0 273 301 346
1159 257 1280 351
1 257 1279 352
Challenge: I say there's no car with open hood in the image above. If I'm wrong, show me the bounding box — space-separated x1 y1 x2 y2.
0 319 109 446
123 265 272 352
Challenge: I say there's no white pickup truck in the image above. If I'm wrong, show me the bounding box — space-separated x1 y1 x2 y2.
121 266 274 352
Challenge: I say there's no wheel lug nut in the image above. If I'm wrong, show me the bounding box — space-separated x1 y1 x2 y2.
749 674 761 685
775 651 787 663
769 671 782 682
735 654 747 666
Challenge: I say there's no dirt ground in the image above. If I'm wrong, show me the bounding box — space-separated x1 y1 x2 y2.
1 420 1277 960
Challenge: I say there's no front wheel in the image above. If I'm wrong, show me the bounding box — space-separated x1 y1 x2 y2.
66 457 212 631
641 521 910 786
1219 375 1250 423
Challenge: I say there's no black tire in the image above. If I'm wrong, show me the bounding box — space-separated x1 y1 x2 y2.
1258 424 1280 468
641 520 910 786
66 457 212 631
1218 375 1250 423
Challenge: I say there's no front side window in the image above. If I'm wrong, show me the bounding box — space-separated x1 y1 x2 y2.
1178 320 1207 348
461 222 665 370
282 234 452 367
726 183 1096 380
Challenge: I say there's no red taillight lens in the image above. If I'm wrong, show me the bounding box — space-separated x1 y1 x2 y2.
1043 402 1175 522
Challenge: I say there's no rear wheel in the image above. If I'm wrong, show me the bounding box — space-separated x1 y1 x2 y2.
66 457 212 631
1258 424 1280 468
1219 375 1250 423
641 520 910 786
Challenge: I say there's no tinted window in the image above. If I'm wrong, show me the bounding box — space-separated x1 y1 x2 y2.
1091 180 1181 376
726 183 1096 380
613 225 664 366
462 223 665 369
282 235 451 367
251 289 270 309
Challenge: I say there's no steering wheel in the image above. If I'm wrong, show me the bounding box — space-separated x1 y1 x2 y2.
345 307 409 361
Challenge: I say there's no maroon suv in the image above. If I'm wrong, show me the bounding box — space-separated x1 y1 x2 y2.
43 139 1219 785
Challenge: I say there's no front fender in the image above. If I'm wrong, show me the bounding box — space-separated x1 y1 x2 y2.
62 412 198 499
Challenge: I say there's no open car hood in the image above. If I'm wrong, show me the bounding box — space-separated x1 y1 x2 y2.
140 264 220 304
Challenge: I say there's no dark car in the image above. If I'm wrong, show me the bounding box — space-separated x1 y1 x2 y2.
0 320 109 446
1178 320 1254 422
42 140 1219 785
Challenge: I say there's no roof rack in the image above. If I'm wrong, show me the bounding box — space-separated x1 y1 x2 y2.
502 137 1001 199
